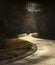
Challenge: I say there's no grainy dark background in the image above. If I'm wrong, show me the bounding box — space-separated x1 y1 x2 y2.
0 0 55 39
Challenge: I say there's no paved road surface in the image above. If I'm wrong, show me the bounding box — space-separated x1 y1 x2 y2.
1 34 55 65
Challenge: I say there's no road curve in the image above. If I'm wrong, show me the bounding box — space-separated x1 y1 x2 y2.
1 33 55 65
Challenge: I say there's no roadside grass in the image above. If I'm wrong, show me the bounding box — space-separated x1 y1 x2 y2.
0 38 32 60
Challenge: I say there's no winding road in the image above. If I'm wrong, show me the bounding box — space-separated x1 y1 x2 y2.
1 33 55 65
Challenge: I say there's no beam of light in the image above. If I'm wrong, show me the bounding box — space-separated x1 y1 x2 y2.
23 2 38 33
23 2 42 33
